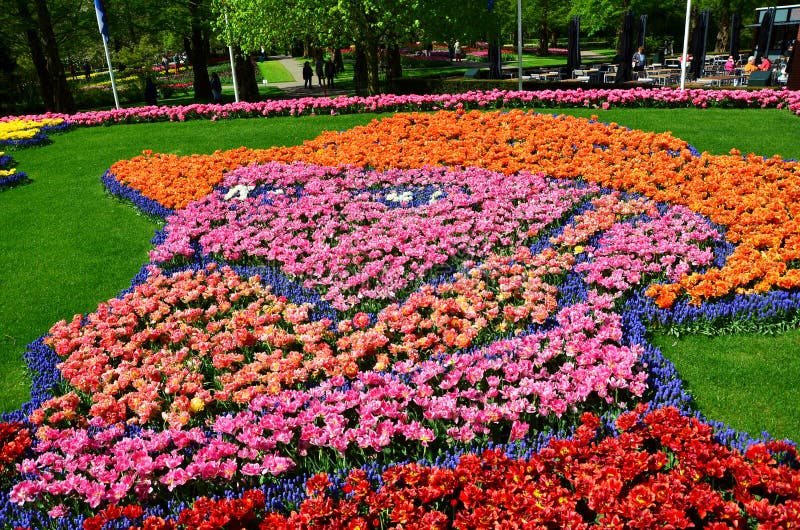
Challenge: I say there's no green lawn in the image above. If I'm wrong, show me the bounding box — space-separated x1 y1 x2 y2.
256 58 296 84
2 107 799 443
651 332 800 441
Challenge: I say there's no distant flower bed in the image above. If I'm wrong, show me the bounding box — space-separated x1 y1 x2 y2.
0 118 71 148
10 87 799 132
162 82 193 90
465 50 515 61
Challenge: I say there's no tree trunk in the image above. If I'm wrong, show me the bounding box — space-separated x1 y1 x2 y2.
386 43 402 91
538 22 549 55
16 0 54 112
488 42 502 79
363 30 381 95
0 34 19 114
33 0 75 113
716 23 730 54
188 0 212 102
714 0 733 53
234 47 259 101
353 46 368 95
334 48 344 74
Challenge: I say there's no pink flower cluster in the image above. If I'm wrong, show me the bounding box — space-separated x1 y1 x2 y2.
6 86 799 127
151 162 593 310
36 245 573 435
12 291 644 509
575 205 720 292
36 265 335 430
550 192 658 248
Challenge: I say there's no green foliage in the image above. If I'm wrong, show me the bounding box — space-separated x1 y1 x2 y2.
71 81 149 109
115 35 166 72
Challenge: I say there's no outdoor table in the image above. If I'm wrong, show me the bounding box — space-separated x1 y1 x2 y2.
587 70 605 83
529 71 560 81
697 75 739 86
647 69 681 85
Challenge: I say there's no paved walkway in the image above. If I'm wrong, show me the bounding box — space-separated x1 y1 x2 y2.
263 51 611 98
268 55 350 98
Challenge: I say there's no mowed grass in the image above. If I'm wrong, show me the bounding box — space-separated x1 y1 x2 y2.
651 331 800 441
256 59 296 84
2 107 799 442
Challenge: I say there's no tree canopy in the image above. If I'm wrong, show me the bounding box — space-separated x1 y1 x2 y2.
1 0 767 113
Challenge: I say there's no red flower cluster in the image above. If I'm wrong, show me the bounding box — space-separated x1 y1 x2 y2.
83 505 144 530
83 491 266 530
0 422 30 481
87 406 800 529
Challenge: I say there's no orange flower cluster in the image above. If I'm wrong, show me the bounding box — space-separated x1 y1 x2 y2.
109 148 274 209
110 110 800 305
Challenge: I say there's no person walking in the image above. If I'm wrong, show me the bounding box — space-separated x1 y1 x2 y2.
315 55 325 87
144 77 158 105
302 61 313 89
210 72 222 103
325 58 335 88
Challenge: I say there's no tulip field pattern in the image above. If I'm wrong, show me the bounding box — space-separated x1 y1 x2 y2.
3 110 800 528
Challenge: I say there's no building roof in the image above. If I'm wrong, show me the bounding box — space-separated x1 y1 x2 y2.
755 4 800 26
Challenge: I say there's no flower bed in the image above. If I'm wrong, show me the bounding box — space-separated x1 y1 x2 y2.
0 118 70 148
8 86 800 130
2 108 800 528
109 110 800 306
0 152 28 190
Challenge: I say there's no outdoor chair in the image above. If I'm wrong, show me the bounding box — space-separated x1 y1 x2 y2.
572 69 590 82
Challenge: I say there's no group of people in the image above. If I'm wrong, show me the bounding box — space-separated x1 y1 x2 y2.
738 55 772 74
161 54 183 76
632 45 786 84
67 61 92 81
302 56 336 90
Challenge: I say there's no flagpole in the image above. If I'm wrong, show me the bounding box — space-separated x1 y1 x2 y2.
680 0 692 91
102 38 120 109
517 0 523 90
93 0 119 108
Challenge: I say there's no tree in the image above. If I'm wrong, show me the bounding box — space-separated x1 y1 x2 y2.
700 0 760 53
573 0 688 57
11 0 75 113
521 0 572 54
215 0 422 94
187 0 213 102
